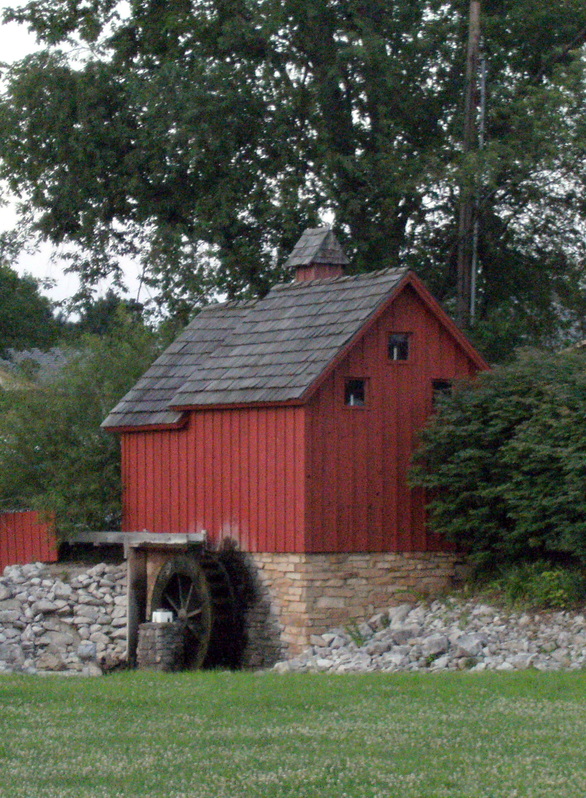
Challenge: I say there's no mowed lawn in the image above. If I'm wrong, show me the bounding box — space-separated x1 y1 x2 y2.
1 671 586 798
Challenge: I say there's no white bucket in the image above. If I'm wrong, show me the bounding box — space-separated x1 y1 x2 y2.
152 609 174 623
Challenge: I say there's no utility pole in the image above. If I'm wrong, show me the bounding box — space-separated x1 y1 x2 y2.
456 0 481 329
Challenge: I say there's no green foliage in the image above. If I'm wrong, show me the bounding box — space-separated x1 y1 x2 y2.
411 348 586 567
486 562 586 610
72 289 145 337
344 622 368 648
0 311 159 536
1 0 586 347
0 262 60 354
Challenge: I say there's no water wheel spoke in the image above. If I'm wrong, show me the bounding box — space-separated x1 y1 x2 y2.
164 593 180 615
186 607 203 619
185 581 194 610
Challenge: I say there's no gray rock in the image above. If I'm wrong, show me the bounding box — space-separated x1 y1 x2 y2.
0 584 12 601
53 583 72 600
0 598 22 611
430 654 451 670
73 615 95 626
451 633 485 658
0 610 20 624
76 604 101 620
0 642 25 667
82 663 103 677
388 604 413 628
422 634 449 657
365 639 394 656
36 652 66 671
78 642 97 661
89 632 111 646
391 626 422 645
34 599 58 614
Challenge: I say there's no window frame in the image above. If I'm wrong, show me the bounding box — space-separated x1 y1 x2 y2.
343 377 368 408
387 332 412 363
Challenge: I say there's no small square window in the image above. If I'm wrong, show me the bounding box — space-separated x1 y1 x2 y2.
388 333 410 361
345 379 366 406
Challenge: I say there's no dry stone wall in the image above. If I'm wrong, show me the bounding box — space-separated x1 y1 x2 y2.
0 561 127 675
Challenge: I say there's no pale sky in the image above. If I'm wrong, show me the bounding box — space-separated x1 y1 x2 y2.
0 1 144 309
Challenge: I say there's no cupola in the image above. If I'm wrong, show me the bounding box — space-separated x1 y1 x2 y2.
285 227 350 282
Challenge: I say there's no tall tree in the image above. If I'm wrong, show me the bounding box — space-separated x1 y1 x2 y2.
0 311 159 534
1 1 585 355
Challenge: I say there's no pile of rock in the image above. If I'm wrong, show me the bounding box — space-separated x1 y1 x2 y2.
0 561 127 675
275 599 586 673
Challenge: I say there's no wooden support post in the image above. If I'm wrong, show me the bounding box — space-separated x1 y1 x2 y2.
126 548 148 667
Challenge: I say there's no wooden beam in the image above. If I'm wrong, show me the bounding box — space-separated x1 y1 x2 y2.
66 531 207 550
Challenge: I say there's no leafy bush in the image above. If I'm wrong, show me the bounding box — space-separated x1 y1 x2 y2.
486 562 586 609
411 347 586 568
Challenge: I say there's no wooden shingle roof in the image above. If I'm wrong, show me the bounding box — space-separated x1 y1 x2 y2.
101 301 253 429
103 267 407 429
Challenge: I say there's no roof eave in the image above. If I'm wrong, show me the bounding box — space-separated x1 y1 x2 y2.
102 414 189 434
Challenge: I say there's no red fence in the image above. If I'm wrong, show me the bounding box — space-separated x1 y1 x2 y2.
0 510 58 573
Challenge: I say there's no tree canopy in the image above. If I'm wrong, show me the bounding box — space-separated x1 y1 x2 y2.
1 1 586 355
0 262 60 354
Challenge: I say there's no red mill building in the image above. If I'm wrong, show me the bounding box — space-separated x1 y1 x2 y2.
103 228 488 668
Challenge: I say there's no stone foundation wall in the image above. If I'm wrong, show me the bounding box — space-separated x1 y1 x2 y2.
244 551 459 657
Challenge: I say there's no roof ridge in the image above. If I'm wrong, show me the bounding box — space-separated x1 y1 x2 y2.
271 265 408 292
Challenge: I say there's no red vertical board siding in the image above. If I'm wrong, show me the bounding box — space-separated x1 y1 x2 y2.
0 514 7 568
120 406 306 552
238 411 250 546
304 284 484 553
248 409 259 549
0 510 57 571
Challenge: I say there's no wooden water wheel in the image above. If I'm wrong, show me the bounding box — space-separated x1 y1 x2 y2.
150 552 240 669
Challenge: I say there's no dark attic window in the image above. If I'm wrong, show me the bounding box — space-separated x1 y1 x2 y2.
432 379 453 407
388 333 410 361
344 378 366 406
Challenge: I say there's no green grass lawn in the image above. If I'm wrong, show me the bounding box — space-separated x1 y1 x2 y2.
1 670 586 798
